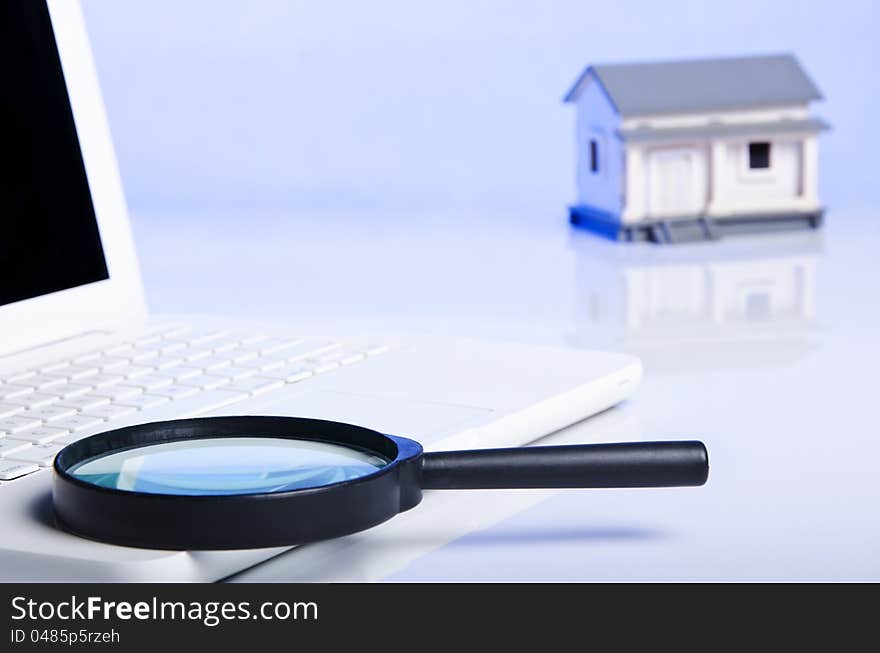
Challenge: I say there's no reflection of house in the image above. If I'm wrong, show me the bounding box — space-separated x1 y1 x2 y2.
623 255 814 330
569 232 822 371
563 54 829 243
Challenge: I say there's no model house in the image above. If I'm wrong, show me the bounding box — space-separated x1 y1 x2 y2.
564 54 829 243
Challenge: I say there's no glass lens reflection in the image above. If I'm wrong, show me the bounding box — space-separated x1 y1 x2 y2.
68 437 391 496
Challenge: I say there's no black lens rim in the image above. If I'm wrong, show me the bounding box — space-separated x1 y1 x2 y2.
53 416 425 550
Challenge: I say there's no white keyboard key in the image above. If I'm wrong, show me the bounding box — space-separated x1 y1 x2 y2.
310 361 341 374
306 359 341 374
104 342 134 356
122 364 158 379
158 341 187 354
283 340 342 361
84 373 125 388
95 355 131 371
256 337 304 355
72 350 102 364
0 439 33 458
138 389 249 417
261 365 313 383
124 374 174 391
135 340 179 355
13 426 70 444
117 394 171 411
128 348 160 362
148 355 185 371
340 352 367 365
236 333 268 345
182 347 213 362
21 373 66 390
151 384 200 400
0 415 43 435
54 432 97 446
0 403 24 418
38 360 70 373
0 383 34 400
50 414 106 434
51 363 100 381
10 443 65 467
55 422 117 445
229 347 260 363
9 392 60 409
133 334 162 347
241 352 290 371
85 404 138 421
23 405 77 423
196 356 234 372
310 349 347 363
218 365 258 380
209 336 243 353
56 395 111 412
0 460 39 480
5 370 36 384
265 354 303 370
181 330 227 346
172 366 203 381
89 384 143 401
180 374 230 390
44 382 93 400
224 377 283 396
158 329 192 342
305 349 348 373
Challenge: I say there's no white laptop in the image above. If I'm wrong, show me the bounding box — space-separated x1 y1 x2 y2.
0 0 641 581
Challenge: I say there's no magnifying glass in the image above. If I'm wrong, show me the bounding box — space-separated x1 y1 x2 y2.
53 416 709 550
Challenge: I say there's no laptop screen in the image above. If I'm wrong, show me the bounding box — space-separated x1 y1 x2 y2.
1 0 109 308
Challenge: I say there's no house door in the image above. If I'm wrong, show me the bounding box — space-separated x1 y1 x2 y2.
647 147 706 218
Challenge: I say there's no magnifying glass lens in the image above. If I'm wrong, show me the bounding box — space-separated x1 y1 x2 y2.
67 437 391 496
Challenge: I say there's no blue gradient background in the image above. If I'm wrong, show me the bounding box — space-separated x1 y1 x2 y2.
81 0 878 216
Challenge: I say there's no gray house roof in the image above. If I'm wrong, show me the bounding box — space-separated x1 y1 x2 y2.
564 54 823 116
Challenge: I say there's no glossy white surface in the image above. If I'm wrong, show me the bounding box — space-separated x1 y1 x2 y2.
132 209 880 581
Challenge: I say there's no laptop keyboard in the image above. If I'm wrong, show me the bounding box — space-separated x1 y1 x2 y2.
0 326 388 485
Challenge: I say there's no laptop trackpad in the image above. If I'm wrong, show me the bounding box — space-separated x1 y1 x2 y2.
234 389 493 443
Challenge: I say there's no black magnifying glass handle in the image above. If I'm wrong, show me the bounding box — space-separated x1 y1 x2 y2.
420 441 709 489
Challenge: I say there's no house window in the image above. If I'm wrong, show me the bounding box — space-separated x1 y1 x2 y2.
748 141 771 169
589 139 599 173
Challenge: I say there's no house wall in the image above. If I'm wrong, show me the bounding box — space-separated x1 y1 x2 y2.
622 140 711 222
573 78 623 216
711 137 804 214
620 128 821 223
647 142 709 218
